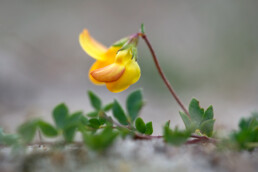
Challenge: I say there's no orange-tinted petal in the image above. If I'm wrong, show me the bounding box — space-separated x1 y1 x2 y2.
89 60 114 85
88 46 121 85
105 46 122 60
106 60 140 93
91 63 125 82
79 29 108 60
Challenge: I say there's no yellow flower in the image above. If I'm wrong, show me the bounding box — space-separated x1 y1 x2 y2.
79 29 141 93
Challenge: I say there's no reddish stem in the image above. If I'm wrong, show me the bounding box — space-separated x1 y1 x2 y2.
133 133 216 144
139 33 190 118
134 134 163 140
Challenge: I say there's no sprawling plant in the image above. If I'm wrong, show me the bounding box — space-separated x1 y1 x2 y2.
0 24 257 152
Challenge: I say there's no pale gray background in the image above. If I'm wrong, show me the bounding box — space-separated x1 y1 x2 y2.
0 0 257 134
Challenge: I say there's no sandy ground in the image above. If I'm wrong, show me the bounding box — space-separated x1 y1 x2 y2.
0 138 257 172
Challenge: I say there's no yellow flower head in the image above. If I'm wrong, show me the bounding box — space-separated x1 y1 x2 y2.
79 29 141 93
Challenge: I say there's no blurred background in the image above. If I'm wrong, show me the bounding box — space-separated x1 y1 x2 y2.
0 0 257 134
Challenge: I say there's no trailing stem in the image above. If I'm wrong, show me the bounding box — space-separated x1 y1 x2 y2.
138 32 190 118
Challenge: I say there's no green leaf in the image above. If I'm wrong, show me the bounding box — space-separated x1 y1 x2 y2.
112 37 129 47
135 117 146 134
88 91 102 110
0 128 19 146
165 120 170 128
231 129 258 150
103 103 114 112
163 126 190 146
64 113 87 143
231 113 258 150
118 127 132 138
132 46 138 60
53 103 69 129
80 116 89 125
239 118 250 130
2 134 19 146
38 120 58 137
112 100 128 125
203 106 214 121
87 111 99 118
249 118 258 130
239 114 258 130
200 119 215 137
83 127 118 151
63 125 77 143
98 117 107 125
189 98 204 125
67 111 83 126
145 122 153 135
179 111 192 131
17 120 38 143
88 118 101 129
126 89 144 122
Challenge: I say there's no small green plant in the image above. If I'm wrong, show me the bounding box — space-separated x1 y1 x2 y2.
0 24 257 153
163 121 191 146
229 112 258 151
180 99 215 137
0 89 257 152
0 90 152 151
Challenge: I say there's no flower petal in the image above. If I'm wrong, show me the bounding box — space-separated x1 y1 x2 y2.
89 60 113 85
105 46 122 60
91 63 125 82
106 60 141 93
115 49 133 65
79 29 108 60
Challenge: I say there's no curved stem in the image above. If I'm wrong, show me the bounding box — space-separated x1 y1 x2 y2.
139 33 190 118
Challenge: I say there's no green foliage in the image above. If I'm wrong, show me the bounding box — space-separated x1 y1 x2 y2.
83 127 119 151
108 89 145 127
0 128 19 146
38 120 58 137
189 99 204 124
141 23 145 34
164 120 170 128
126 89 144 122
88 118 101 129
103 103 114 112
68 111 84 125
230 113 258 150
80 116 89 125
163 125 191 146
135 117 153 135
87 111 98 117
17 119 58 143
62 112 84 142
112 37 129 47
112 100 129 125
88 91 102 110
1 89 232 153
53 103 69 129
203 106 214 121
180 98 215 137
63 126 77 143
17 120 38 143
135 117 146 133
145 122 153 135
199 119 215 137
179 112 192 130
